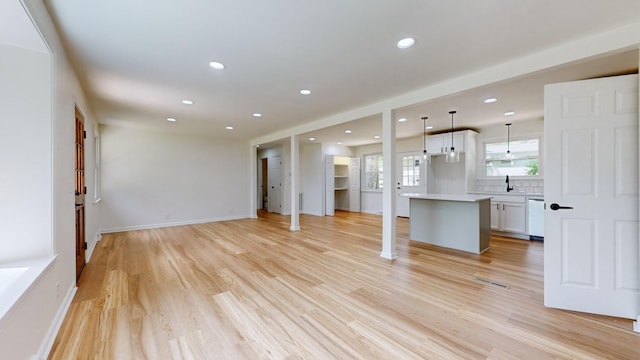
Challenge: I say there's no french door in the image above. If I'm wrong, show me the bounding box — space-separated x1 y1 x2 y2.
396 152 423 217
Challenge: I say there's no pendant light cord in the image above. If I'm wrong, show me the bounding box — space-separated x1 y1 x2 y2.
449 111 456 152
422 116 428 157
506 123 512 155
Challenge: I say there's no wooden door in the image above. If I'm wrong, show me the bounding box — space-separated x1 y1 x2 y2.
75 107 86 280
544 74 639 318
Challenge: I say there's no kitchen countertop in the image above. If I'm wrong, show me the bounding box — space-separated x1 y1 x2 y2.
402 193 493 203
468 191 544 198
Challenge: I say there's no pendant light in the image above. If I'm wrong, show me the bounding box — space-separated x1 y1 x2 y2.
421 116 430 164
505 123 513 164
446 110 460 163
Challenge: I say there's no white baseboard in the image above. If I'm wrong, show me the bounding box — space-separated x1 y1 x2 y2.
85 232 101 262
634 316 640 333
99 214 252 233
301 210 324 217
35 284 77 360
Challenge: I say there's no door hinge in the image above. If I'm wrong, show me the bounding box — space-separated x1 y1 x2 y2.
84 242 87 250
84 186 87 194
83 130 87 139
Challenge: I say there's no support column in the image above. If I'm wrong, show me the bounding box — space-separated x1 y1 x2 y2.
290 135 300 231
380 109 397 259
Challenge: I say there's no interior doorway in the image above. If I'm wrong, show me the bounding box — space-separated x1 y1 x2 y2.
74 106 86 280
261 158 268 209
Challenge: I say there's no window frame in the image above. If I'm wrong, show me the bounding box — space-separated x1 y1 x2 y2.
480 133 544 179
362 153 384 191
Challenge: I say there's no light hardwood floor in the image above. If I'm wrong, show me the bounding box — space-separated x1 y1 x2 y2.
50 211 639 359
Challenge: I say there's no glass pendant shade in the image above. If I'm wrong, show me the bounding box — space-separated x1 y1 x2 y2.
446 111 460 163
446 148 460 163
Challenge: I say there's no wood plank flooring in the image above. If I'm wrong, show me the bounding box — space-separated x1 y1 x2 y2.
49 211 639 359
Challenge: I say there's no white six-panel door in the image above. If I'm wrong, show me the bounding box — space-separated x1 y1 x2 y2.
268 156 282 214
544 74 639 318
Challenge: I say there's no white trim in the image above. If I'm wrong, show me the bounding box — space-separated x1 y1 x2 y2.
35 284 77 360
380 250 398 260
634 317 640 333
85 232 101 262
0 256 56 328
99 215 252 234
301 210 324 217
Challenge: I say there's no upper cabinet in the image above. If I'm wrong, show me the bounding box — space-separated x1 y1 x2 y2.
425 130 478 195
426 131 468 155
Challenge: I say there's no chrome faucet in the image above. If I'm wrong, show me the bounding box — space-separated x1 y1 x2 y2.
506 175 514 192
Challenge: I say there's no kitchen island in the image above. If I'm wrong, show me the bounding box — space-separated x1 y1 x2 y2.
407 193 492 254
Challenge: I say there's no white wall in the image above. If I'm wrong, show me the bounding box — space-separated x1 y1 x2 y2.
300 143 324 216
0 1 101 358
0 43 52 262
323 143 355 157
99 125 251 232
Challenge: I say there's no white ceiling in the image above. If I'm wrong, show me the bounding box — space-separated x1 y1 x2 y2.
44 0 640 146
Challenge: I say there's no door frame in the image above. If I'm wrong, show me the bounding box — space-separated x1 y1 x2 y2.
74 106 86 281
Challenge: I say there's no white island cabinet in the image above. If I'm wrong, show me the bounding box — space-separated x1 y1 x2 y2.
408 194 492 254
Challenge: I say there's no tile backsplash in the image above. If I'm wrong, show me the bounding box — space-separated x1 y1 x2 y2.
475 178 544 195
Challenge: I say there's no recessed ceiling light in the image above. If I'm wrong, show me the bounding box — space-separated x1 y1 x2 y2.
398 118 407 122
426 125 433 130
397 37 416 49
167 118 176 122
309 137 316 141
253 113 262 117
374 135 380 139
337 141 342 145
182 99 194 105
225 126 233 130
504 111 516 116
345 130 352 134
209 61 225 70
484 98 497 104
256 145 260 148
300 89 312 95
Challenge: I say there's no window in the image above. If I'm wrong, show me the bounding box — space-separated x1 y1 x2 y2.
401 155 420 186
364 154 383 190
485 138 539 177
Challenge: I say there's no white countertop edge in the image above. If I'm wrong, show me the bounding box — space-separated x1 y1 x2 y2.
404 193 493 202
468 191 544 197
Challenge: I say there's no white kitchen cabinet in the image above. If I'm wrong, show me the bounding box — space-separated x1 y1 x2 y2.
490 195 527 235
426 130 477 195
426 132 465 155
